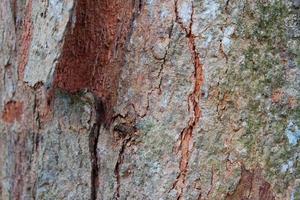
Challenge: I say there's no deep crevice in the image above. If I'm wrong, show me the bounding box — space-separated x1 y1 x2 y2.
89 123 100 200
89 98 105 200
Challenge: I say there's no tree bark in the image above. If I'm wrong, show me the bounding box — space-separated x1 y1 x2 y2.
0 0 299 199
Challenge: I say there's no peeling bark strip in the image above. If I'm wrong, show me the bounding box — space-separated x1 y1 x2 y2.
226 166 275 200
18 0 32 80
54 0 139 123
172 1 204 199
2 100 23 123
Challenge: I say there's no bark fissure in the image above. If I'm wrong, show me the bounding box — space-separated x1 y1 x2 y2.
207 165 215 198
89 123 100 200
157 22 174 92
113 122 137 199
156 22 174 78
89 99 105 200
171 1 204 199
136 22 175 118
113 136 131 199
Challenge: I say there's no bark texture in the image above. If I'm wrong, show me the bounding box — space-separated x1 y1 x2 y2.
0 0 300 199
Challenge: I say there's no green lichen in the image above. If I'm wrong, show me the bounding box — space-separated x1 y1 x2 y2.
296 48 300 67
137 118 156 133
219 0 300 194
293 188 300 200
238 0 288 46
235 0 289 143
138 118 175 161
254 1 288 44
55 89 93 107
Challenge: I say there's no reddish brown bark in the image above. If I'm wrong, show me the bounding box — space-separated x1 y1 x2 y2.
226 166 275 200
18 0 32 80
54 0 139 122
2 100 23 123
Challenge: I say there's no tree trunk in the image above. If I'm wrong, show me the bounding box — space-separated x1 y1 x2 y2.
0 0 299 199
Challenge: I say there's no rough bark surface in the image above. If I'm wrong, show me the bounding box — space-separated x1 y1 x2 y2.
0 0 299 200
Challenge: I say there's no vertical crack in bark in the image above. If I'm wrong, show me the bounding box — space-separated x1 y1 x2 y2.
30 89 45 199
171 1 204 199
89 99 105 200
219 37 229 63
156 22 174 93
113 136 131 199
137 18 174 118
89 124 100 200
112 123 137 199
207 165 215 198
219 1 232 64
